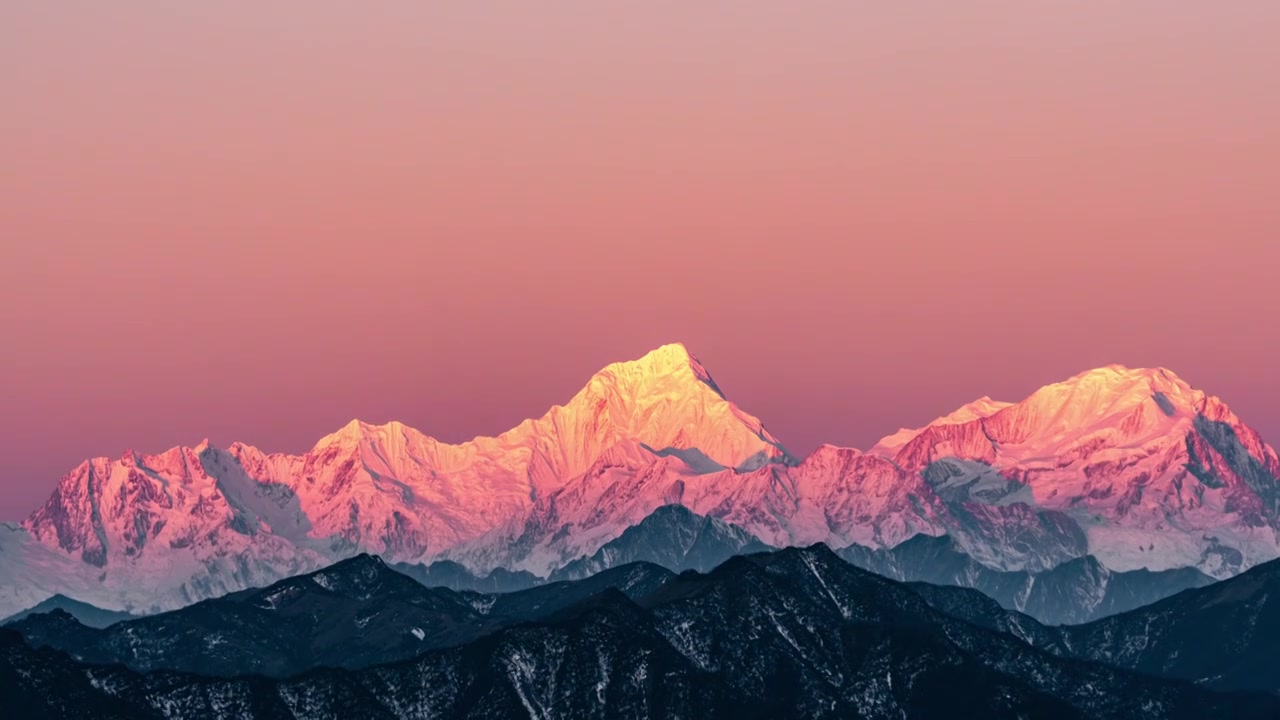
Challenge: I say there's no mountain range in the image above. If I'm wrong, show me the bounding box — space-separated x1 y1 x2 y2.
3 343 1279 620
370 505 1217 625
838 532 1215 625
880 548 1280 695
4 553 674 678
6 545 1279 719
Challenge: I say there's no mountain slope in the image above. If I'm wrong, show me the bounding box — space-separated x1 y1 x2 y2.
4 546 1278 720
7 444 326 617
1051 554 1280 693
550 504 1201 625
485 562 675 620
550 504 773 581
442 442 959 576
839 533 1215 625
7 555 679 678
0 604 740 720
390 559 541 593
885 552 1280 694
1 595 134 630
7 554 493 677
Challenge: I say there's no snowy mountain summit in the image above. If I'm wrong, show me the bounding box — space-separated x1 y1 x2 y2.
3 344 1278 617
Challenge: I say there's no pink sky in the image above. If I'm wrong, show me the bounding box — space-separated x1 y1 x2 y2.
2 2 1278 520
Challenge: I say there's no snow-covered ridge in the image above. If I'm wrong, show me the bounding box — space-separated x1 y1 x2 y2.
3 346 1278 617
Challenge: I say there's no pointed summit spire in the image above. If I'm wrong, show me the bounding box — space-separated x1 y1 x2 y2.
541 342 790 473
312 419 367 449
612 342 726 399
622 342 700 374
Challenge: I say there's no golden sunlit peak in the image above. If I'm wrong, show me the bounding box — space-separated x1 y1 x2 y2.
1068 364 1189 389
641 342 697 363
597 343 706 382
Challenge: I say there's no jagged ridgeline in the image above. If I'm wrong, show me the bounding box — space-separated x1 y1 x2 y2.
5 545 1280 719
3 344 1278 627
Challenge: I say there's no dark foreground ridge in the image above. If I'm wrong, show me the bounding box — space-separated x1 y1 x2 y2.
4 544 1278 719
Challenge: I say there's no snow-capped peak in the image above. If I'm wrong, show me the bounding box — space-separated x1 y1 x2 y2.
618 342 726 397
873 365 1206 462
507 342 791 474
1020 364 1200 419
577 342 727 407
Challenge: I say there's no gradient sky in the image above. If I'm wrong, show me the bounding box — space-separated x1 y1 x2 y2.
2 2 1278 520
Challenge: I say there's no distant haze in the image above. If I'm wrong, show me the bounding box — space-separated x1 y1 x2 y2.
2 2 1278 519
